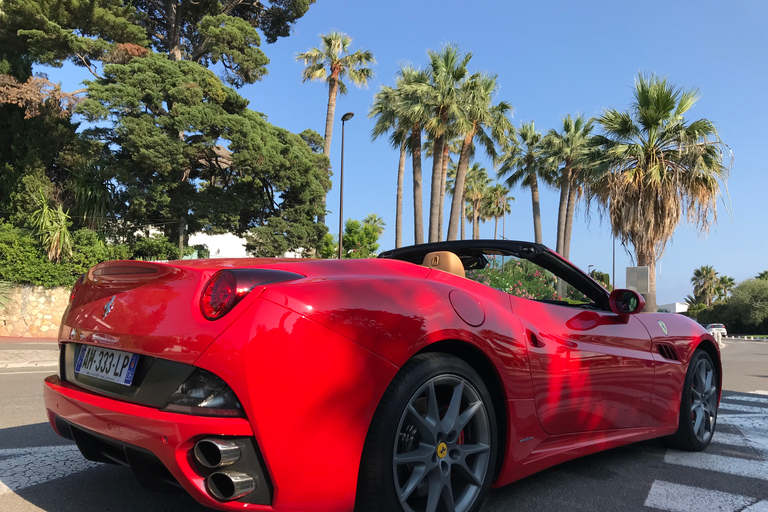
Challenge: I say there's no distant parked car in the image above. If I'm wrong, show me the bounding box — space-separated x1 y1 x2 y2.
705 323 728 337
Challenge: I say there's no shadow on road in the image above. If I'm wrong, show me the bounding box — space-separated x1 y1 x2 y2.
0 423 213 511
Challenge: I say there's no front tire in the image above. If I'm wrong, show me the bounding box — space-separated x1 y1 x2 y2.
666 349 719 451
356 353 497 512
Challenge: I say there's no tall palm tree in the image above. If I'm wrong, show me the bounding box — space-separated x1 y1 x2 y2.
692 265 719 308
424 136 462 241
464 163 491 239
396 65 431 245
370 81 409 248
543 114 594 260
590 74 730 312
446 74 513 241
483 183 513 239
297 32 375 223
498 121 549 244
402 44 471 242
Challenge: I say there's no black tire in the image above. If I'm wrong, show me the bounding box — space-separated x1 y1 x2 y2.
666 349 719 451
356 353 497 512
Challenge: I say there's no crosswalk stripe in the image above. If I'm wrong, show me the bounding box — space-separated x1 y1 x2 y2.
713 432 757 449
719 402 767 414
644 481 754 512
665 450 768 480
744 501 768 512
722 395 768 405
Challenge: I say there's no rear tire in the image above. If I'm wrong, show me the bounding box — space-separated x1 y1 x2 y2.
666 349 718 451
356 353 497 512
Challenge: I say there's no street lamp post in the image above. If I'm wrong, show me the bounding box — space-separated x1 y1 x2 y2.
338 112 354 259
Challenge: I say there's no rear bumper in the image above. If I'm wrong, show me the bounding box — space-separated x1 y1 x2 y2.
43 375 272 511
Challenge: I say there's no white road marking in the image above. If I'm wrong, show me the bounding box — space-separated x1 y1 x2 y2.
723 395 768 405
664 451 768 480
0 445 100 495
744 502 768 512
0 370 56 376
712 432 758 449
719 402 768 414
644 481 754 512
752 391 768 396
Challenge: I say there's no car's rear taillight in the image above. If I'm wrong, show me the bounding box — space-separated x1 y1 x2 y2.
200 269 303 320
69 275 84 303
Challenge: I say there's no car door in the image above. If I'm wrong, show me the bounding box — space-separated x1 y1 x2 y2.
512 297 656 435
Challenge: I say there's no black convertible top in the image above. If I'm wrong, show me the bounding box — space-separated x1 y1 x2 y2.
379 240 611 310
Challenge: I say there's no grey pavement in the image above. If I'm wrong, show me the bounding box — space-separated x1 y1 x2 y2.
0 337 58 369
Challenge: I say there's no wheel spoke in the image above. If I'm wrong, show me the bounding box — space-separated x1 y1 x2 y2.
398 463 430 501
456 401 483 434
425 472 443 512
697 362 707 390
425 381 441 425
440 475 456 512
406 404 438 444
703 368 714 392
394 443 436 466
457 442 490 459
441 380 465 433
692 403 703 436
453 457 484 487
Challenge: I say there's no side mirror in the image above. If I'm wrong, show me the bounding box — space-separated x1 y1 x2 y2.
609 289 645 315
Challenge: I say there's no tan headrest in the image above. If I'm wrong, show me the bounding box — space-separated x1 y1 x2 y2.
422 251 465 278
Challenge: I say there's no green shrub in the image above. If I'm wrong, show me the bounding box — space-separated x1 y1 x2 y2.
467 259 562 301
130 234 180 261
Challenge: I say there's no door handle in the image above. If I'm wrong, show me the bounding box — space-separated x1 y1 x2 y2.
529 333 544 348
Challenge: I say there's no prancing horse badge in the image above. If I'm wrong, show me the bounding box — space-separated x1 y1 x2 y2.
658 320 668 336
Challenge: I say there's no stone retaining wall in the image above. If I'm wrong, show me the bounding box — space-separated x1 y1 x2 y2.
0 286 69 338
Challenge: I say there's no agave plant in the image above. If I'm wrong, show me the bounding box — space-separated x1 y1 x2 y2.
31 190 73 263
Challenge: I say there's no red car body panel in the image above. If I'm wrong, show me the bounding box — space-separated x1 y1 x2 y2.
44 245 721 511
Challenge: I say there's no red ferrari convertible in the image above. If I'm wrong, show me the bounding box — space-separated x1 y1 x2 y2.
44 240 720 512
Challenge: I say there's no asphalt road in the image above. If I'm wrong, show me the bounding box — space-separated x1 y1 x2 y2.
1 339 767 512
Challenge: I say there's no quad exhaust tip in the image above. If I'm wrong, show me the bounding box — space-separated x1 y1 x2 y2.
207 471 256 501
194 438 242 468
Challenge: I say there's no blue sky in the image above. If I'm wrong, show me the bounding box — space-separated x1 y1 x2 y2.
41 0 768 305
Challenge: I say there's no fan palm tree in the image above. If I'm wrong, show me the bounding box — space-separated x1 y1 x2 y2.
543 114 594 260
401 44 471 242
424 136 463 241
297 32 375 223
716 275 735 302
446 74 513 241
363 213 386 235
370 81 409 247
464 163 491 239
590 74 730 312
483 183 514 240
692 265 719 308
498 121 550 244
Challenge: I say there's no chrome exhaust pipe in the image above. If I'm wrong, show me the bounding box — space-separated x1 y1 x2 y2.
207 471 256 501
194 438 241 468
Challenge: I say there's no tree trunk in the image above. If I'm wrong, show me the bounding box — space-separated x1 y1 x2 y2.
320 72 339 225
427 135 445 243
555 164 571 255
165 0 182 60
636 246 658 312
494 217 498 240
530 170 542 244
460 189 466 240
562 176 577 260
472 200 480 239
446 130 475 240
412 125 424 245
396 142 406 248
437 144 450 241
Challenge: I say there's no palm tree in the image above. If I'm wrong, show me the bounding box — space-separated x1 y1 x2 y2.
446 73 513 241
424 136 462 241
543 114 594 260
483 183 513 240
445 163 466 240
402 44 471 242
464 163 491 239
396 65 431 245
363 213 386 235
498 121 550 244
590 74 730 312
297 32 375 223
716 275 735 302
692 265 719 308
370 81 409 247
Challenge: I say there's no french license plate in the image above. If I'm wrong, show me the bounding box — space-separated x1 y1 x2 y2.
75 345 139 386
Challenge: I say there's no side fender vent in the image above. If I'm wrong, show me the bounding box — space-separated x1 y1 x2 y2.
657 343 679 361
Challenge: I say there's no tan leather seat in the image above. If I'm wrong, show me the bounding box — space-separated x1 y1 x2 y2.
422 251 465 278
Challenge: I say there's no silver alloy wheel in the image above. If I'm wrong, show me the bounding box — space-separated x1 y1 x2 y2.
690 357 718 444
392 374 491 512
